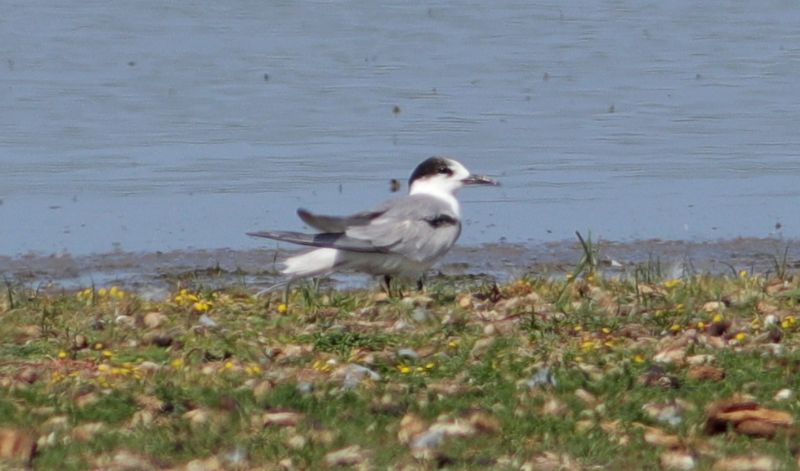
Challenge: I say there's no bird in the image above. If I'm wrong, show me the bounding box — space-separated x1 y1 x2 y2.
247 156 498 292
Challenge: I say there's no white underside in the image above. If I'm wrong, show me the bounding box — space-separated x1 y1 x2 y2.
282 248 435 280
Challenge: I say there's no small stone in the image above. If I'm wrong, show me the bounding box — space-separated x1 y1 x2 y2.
198 314 218 328
253 380 274 398
642 426 681 448
73 334 89 349
72 422 105 442
398 413 427 445
115 315 135 327
185 456 223 471
286 434 307 450
335 364 381 389
143 312 168 329
653 347 686 365
688 365 725 382
411 307 430 322
0 428 36 462
183 409 211 428
660 450 697 470
711 455 778 471
262 411 303 428
686 354 715 365
396 348 419 360
75 392 100 409
526 368 557 388
702 301 724 313
770 388 792 402
106 450 153 470
470 337 495 358
542 397 567 416
42 416 69 432
642 402 684 426
574 388 597 406
324 445 369 467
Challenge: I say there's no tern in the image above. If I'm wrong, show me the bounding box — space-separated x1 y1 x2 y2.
248 156 498 291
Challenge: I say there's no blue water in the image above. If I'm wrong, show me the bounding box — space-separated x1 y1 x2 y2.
2 0 800 256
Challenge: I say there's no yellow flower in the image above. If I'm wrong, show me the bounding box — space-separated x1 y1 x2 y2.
697 321 706 330
174 289 200 304
633 354 646 364
93 342 104 351
97 364 111 373
601 327 611 334
448 339 460 349
98 288 108 297
781 316 797 329
171 358 184 369
580 340 596 351
669 324 681 333
58 350 68 359
734 332 747 342
277 303 288 314
246 364 263 375
192 301 211 312
425 362 435 370
397 365 412 374
738 270 749 279
224 361 235 370
712 313 724 323
573 325 583 332
102 350 113 358
663 279 682 289
76 288 93 301
109 286 125 299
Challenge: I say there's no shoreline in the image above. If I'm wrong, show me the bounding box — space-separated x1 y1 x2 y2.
2 237 798 292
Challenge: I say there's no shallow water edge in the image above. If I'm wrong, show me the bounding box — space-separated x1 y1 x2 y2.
2 237 798 295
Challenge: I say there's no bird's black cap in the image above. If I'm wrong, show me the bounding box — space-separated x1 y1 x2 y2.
408 157 453 187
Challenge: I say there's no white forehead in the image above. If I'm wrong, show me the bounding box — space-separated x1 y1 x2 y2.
445 159 470 178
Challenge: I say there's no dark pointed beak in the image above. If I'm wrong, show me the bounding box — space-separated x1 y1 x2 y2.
462 174 500 186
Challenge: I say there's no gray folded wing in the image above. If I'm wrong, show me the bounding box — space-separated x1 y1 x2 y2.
251 194 462 262
343 194 462 263
297 208 385 232
247 230 397 253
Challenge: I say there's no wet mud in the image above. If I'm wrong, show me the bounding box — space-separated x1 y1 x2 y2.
2 238 798 295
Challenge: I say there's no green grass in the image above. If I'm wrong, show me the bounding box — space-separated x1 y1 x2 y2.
1 267 800 469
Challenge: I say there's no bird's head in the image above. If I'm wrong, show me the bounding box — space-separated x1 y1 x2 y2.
408 156 498 196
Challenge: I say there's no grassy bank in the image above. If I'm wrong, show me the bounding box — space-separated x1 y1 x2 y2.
1 259 800 469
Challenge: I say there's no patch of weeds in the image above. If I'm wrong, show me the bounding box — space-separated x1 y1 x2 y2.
69 392 138 424
308 330 398 356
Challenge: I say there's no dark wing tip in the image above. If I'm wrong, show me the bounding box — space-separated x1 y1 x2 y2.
247 231 279 239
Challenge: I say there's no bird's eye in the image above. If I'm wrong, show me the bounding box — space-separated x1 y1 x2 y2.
437 166 452 175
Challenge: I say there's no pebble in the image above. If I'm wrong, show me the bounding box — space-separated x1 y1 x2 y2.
143 312 167 329
526 368 557 388
773 388 793 401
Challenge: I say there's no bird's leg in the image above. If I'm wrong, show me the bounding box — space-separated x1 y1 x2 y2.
382 275 393 296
